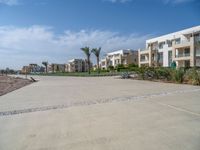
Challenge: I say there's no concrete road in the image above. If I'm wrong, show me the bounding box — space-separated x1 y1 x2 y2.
0 76 200 150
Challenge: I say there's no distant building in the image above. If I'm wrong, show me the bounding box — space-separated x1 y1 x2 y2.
65 59 93 72
50 64 65 73
100 49 138 69
138 25 200 67
29 64 43 73
21 66 31 74
21 64 45 74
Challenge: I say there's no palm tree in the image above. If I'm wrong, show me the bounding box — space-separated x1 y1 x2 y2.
51 64 55 73
42 61 48 73
81 47 91 74
92 47 101 74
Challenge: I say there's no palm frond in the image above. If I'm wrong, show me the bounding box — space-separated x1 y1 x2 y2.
81 47 90 57
91 47 101 57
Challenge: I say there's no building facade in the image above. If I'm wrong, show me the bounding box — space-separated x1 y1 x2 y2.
100 49 138 69
50 64 65 73
21 64 45 74
21 66 31 74
65 59 93 72
138 26 200 68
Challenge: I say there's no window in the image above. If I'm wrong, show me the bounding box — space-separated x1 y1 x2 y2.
140 55 146 61
168 51 172 66
159 42 165 49
158 52 163 63
184 48 190 56
196 48 200 56
196 58 200 66
167 40 172 47
195 34 200 42
185 48 190 53
152 54 155 61
175 38 181 44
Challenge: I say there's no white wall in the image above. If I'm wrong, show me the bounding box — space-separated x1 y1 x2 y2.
163 51 169 67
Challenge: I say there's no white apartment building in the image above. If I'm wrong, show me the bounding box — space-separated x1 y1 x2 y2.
100 49 138 69
65 59 92 72
138 25 200 68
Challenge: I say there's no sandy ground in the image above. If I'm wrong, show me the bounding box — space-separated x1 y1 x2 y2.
0 75 31 96
0 76 200 150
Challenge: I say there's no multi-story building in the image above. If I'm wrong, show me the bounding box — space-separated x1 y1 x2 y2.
29 64 45 73
50 64 65 73
21 66 31 74
21 64 45 74
65 59 93 72
138 25 200 68
100 49 138 69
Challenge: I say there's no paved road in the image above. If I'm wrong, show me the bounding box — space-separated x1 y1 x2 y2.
0 76 200 150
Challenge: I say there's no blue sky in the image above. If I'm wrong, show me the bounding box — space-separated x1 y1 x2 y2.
0 0 200 69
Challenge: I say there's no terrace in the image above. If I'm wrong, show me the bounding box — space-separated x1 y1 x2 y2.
174 47 191 60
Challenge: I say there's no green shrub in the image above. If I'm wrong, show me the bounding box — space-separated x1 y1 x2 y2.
136 67 158 80
100 69 109 73
173 68 185 83
130 66 199 85
128 63 138 68
185 68 200 85
129 67 140 72
155 67 173 80
136 67 147 80
108 65 114 71
115 64 126 72
144 67 157 79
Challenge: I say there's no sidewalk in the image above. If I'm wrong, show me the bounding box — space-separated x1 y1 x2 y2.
0 76 200 150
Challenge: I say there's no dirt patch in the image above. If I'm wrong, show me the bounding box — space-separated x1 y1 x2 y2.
0 76 32 96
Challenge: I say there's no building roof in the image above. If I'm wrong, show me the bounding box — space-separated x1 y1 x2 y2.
107 49 133 56
68 59 84 63
147 25 200 43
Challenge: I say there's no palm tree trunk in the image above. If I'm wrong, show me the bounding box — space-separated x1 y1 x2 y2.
97 57 100 74
88 56 90 74
46 65 48 73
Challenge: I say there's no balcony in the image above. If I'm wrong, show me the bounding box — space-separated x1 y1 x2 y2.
140 49 148 51
173 39 192 48
174 52 191 61
139 49 149 54
140 59 149 62
175 53 190 58
140 57 149 64
195 36 200 41
195 36 200 45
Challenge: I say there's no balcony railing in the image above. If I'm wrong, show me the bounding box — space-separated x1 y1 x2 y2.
152 48 158 51
140 59 149 62
140 49 149 52
175 53 190 58
195 37 200 45
175 40 191 45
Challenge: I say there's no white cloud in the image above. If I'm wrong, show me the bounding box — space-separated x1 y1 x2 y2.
0 0 19 5
0 25 152 69
162 0 195 4
103 0 132 3
105 0 194 5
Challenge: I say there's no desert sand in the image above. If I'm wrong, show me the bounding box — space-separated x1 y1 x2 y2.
0 75 31 96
